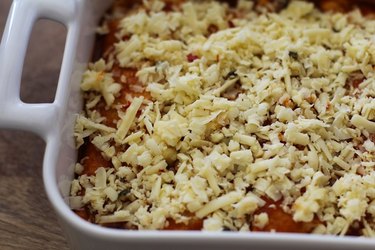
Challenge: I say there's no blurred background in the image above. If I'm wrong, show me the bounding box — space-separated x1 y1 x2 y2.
0 1 68 249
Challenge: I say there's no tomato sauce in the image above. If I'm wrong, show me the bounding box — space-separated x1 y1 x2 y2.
80 141 113 176
164 217 204 230
252 198 320 233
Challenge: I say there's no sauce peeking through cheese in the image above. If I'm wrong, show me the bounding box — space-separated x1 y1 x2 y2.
73 0 375 234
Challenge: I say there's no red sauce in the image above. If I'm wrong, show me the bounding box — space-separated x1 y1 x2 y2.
347 72 366 89
252 198 320 233
95 66 151 127
164 217 204 230
74 208 93 222
80 142 113 176
187 53 199 62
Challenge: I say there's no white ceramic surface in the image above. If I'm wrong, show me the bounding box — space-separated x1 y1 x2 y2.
0 0 375 249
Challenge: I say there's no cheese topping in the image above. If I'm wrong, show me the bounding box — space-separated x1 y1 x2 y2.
71 0 375 235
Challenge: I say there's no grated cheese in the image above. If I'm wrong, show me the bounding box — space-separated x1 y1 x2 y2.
70 0 375 235
116 97 144 141
196 191 243 218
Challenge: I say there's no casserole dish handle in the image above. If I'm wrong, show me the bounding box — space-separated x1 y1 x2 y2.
0 0 75 138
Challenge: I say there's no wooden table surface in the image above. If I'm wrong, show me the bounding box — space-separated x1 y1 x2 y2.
0 1 69 249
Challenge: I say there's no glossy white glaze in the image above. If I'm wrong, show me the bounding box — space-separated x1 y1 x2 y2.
0 1 375 249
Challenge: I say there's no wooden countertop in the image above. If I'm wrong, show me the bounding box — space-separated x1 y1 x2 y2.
0 1 69 249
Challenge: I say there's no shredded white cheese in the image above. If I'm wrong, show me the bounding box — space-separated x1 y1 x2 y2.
71 0 375 235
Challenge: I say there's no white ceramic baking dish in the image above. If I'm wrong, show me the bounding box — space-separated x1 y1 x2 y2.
0 0 375 249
